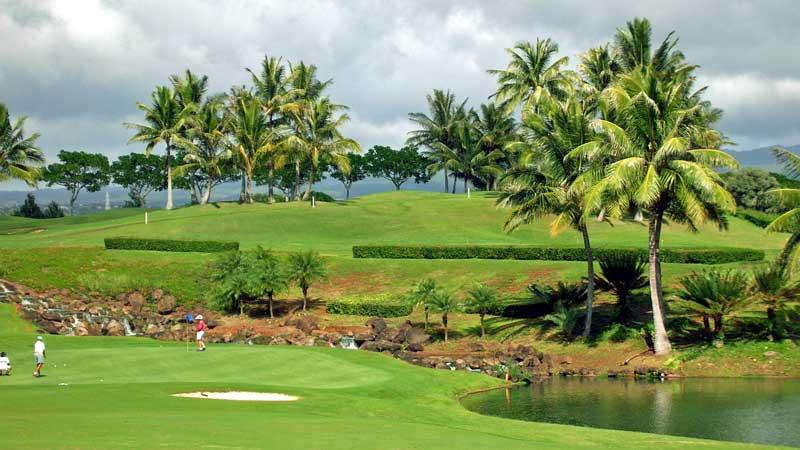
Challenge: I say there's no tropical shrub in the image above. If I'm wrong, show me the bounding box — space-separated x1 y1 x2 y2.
247 246 288 319
105 237 239 252
352 245 763 264
735 209 779 229
594 253 648 321
407 278 437 329
464 284 501 338
752 266 800 341
543 303 583 341
672 270 753 341
528 282 587 309
427 291 461 342
288 250 326 311
327 295 412 317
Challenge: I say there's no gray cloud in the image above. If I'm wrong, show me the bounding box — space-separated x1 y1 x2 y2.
1 0 798 189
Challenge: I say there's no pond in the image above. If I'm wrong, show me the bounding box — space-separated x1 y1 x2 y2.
461 377 800 448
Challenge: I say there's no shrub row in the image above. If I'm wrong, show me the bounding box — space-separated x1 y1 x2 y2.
327 294 412 317
104 237 239 253
735 209 778 229
352 245 764 264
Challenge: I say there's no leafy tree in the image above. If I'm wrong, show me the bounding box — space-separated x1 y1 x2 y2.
488 38 569 113
408 278 438 330
595 253 648 322
0 103 44 186
766 147 800 273
288 250 326 311
330 153 367 200
721 169 782 212
248 246 289 319
365 145 430 191
126 86 190 210
14 192 43 218
575 19 737 354
43 201 64 218
111 153 165 207
427 290 461 342
42 150 111 215
673 270 752 341
465 284 500 338
407 89 468 193
752 266 800 341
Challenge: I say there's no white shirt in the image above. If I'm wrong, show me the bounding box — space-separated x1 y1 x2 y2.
34 341 45 355
0 356 9 369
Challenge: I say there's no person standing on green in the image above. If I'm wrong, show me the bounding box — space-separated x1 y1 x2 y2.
33 336 45 377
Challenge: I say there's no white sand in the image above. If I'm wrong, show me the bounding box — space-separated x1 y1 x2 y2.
172 391 299 402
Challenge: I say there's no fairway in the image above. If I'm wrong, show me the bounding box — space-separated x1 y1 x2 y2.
0 304 775 449
0 191 786 302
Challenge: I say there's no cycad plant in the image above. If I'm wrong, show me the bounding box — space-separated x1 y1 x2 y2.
673 270 752 341
465 284 501 338
594 253 648 322
427 291 461 342
528 281 587 310
543 302 583 341
752 266 800 341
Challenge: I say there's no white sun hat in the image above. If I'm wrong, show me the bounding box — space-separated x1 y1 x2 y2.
195 315 204 320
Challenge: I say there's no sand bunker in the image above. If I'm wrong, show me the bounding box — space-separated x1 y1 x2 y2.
172 391 299 402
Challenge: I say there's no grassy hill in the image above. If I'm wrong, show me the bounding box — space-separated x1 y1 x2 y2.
0 191 788 302
0 304 771 449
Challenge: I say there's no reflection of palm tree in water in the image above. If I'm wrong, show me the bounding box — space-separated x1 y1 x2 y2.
652 382 673 436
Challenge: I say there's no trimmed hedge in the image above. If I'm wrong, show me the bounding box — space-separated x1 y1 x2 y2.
735 209 778 229
352 245 764 264
105 237 239 253
327 295 412 317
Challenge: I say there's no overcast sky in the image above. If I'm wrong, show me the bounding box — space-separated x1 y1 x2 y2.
2 0 799 190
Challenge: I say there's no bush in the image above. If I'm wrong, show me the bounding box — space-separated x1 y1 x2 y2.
105 237 239 253
352 245 764 264
327 294 412 317
735 209 779 229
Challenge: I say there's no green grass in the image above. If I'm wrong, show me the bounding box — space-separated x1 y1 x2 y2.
0 191 786 302
0 304 776 449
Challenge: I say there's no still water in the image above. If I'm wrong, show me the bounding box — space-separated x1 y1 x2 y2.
461 377 800 447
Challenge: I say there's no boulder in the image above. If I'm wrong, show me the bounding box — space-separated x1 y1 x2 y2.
360 340 402 353
127 292 147 312
151 289 164 301
157 295 177 315
145 324 162 336
283 315 320 334
366 317 387 336
105 320 126 336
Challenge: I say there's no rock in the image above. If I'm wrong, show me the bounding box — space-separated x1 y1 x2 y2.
764 351 778 358
145 324 161 336
151 289 164 301
283 315 320 334
360 340 402 353
366 317 388 336
105 320 126 336
127 293 147 312
468 342 486 352
269 337 289 346
406 343 425 352
156 296 176 315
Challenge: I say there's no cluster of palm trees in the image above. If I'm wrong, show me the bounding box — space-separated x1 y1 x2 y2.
126 57 360 209
408 18 737 355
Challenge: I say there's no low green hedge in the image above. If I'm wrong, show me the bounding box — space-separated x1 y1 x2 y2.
735 209 778 229
352 245 764 264
105 237 239 253
327 294 412 317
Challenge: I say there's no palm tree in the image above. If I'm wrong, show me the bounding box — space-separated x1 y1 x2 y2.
497 79 602 338
290 98 360 202
673 270 752 341
752 266 800 341
170 69 212 204
579 45 621 94
407 89 468 193
126 86 189 210
170 69 209 109
431 122 503 195
248 56 302 203
173 98 228 204
226 93 282 203
288 250 327 311
488 38 569 113
249 246 289 319
465 284 500 338
0 103 44 186
574 21 738 354
472 103 518 189
409 278 437 330
428 291 461 342
766 147 800 273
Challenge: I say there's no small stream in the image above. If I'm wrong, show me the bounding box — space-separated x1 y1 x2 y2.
461 377 800 448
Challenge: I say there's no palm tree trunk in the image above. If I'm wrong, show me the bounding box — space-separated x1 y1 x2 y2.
267 166 275 204
165 144 174 210
424 306 429 330
268 292 274 319
648 212 672 355
480 313 485 338
245 173 254 204
767 306 777 341
303 165 315 201
702 315 711 340
581 226 595 338
451 174 456 194
443 167 449 193
776 232 800 273
464 177 468 195
302 286 308 311
442 313 448 342
201 178 212 204
240 170 247 203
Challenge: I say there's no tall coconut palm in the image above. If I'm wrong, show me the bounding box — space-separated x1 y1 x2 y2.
430 122 503 195
488 38 569 113
126 86 189 210
498 80 602 338
574 25 737 354
173 98 229 204
407 89 468 193
248 56 302 203
0 103 44 186
170 69 209 109
290 98 360 202
472 102 518 189
766 147 800 273
226 94 283 203
579 45 621 94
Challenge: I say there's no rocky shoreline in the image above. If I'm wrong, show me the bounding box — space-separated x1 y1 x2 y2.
0 280 672 382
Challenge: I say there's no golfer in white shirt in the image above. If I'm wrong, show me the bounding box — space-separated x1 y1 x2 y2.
33 336 45 377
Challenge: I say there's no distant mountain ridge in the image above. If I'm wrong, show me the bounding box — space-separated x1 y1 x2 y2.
728 144 800 171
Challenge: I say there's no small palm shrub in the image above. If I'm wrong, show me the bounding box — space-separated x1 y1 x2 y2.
672 270 752 341
427 290 461 342
543 302 583 341
752 266 800 340
594 253 648 321
465 284 500 338
408 278 437 330
288 250 327 311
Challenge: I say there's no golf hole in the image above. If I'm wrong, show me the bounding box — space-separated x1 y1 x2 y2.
172 391 299 402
